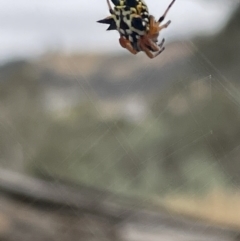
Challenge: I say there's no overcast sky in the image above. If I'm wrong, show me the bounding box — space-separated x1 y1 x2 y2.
0 0 236 62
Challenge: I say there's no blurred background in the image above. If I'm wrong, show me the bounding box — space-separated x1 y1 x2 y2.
0 0 240 240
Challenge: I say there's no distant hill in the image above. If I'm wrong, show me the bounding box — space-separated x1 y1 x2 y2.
0 41 196 112
35 41 194 98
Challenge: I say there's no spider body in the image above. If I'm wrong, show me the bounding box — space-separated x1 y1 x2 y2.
98 0 176 58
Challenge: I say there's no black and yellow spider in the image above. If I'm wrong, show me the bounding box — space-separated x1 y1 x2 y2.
98 0 176 59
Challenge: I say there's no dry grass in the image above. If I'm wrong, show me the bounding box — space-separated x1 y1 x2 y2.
160 188 240 230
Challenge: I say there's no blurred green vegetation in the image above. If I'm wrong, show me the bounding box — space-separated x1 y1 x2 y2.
1 61 239 199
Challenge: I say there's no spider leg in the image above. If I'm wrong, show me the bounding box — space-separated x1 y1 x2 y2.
140 44 155 58
158 38 165 48
158 0 176 23
148 15 160 36
148 15 171 36
149 16 157 30
119 36 138 55
141 37 160 52
138 39 160 59
158 20 171 31
142 44 164 59
155 38 166 57
139 36 165 59
106 0 114 14
154 47 165 58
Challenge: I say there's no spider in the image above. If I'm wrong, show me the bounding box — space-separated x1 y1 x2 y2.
98 0 176 58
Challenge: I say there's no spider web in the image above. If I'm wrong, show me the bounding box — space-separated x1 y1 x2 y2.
0 1 240 240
